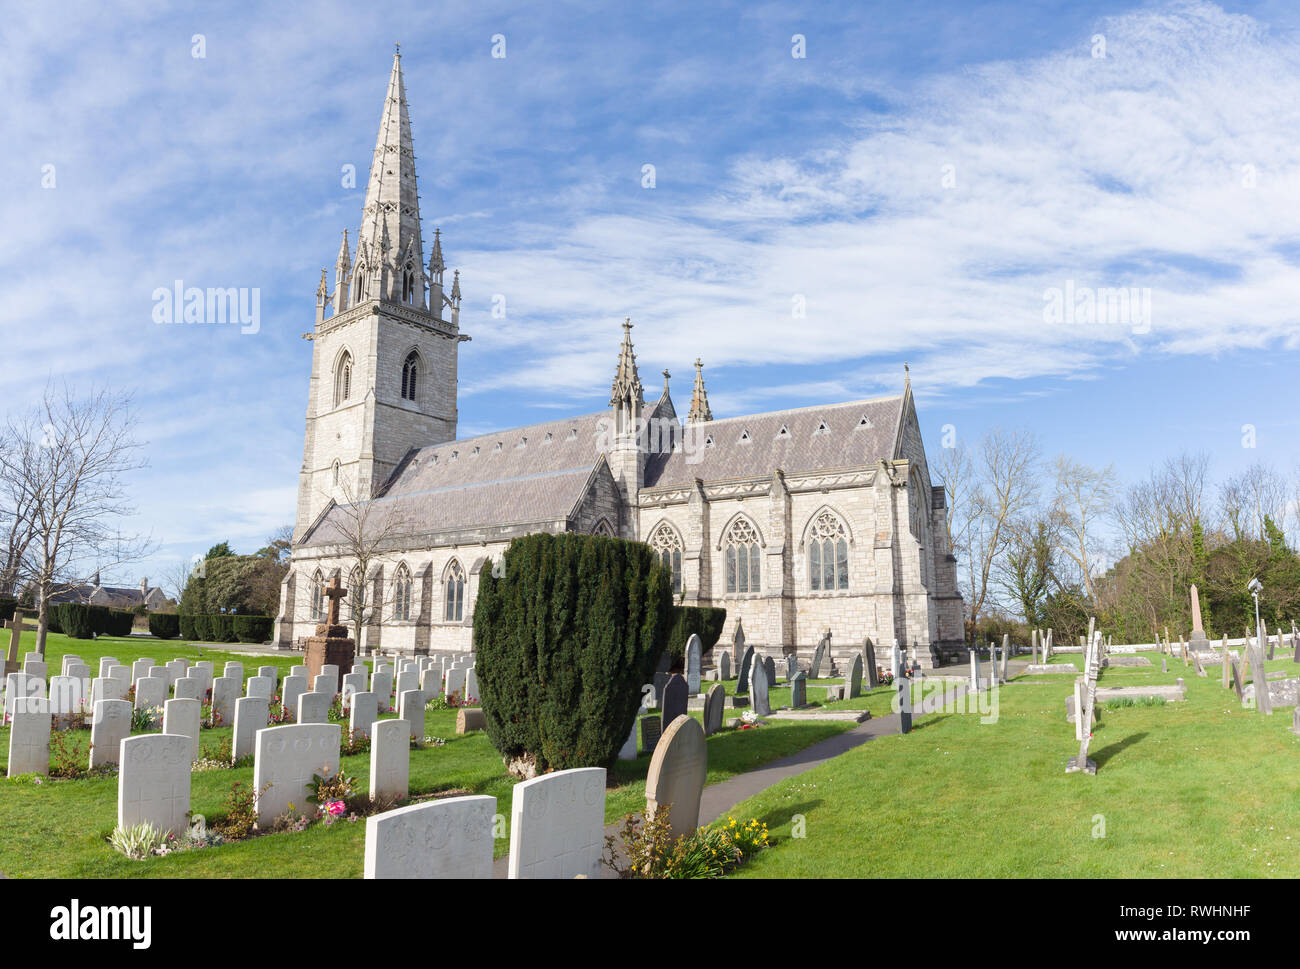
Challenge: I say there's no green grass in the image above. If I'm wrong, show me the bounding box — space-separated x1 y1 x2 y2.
0 633 852 877
720 651 1300 878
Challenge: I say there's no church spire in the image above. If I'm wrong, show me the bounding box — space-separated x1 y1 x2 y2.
332 230 351 315
687 357 713 423
357 48 424 304
610 318 644 407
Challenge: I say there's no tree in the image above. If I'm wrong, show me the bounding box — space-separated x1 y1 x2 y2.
0 383 152 655
0 425 36 596
1002 518 1058 627
1051 455 1115 602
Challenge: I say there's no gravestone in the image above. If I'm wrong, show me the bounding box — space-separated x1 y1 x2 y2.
290 664 309 678
281 674 307 720
444 667 466 703
703 683 726 735
897 676 912 734
372 670 395 709
640 715 662 756
763 656 777 688
253 723 341 821
863 641 879 689
1248 641 1273 715
1192 652 1206 677
98 657 118 678
890 642 903 680
809 631 830 678
645 715 707 841
734 645 755 696
134 675 166 714
1230 652 1245 702
163 698 201 765
369 718 410 800
341 671 366 709
232 695 270 762
49 675 86 727
508 767 606 879
718 650 731 680
652 671 669 705
395 669 418 700
118 733 191 836
420 665 443 698
363 795 496 879
750 656 771 716
223 661 243 683
1000 633 1011 682
89 699 132 769
731 619 746 672
8 696 50 775
349 691 378 739
685 634 703 695
846 653 863 699
784 653 798 683
245 676 273 699
23 659 46 682
131 659 154 685
790 671 808 709
660 673 688 729
399 689 426 743
465 667 479 702
1066 633 1101 774
298 690 330 725
4 609 23 674
210 675 238 728
173 676 202 701
969 649 982 693
257 665 278 685
91 676 125 707
164 659 187 688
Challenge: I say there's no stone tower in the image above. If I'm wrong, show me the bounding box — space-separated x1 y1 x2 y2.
295 50 469 539
606 319 645 538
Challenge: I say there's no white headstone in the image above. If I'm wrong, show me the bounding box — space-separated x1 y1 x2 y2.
508 766 606 879
223 661 244 682
232 695 269 762
8 696 50 776
399 689 426 744
282 674 307 719
174 676 202 701
89 698 132 768
134 675 166 714
465 667 479 702
685 635 703 695
395 669 418 700
349 691 378 739
444 667 466 701
257 665 278 684
298 691 330 725
420 665 443 698
317 664 340 696
341 672 366 709
363 795 496 879
290 664 309 678
371 670 394 710
131 659 155 685
163 698 201 765
118 733 191 837
90 675 126 708
98 657 119 678
253 723 341 822
210 675 238 729
369 717 410 800
48 675 86 724
23 659 47 682
246 676 273 699
4 671 43 718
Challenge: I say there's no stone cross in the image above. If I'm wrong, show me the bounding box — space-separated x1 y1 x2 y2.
325 575 347 628
1066 632 1101 775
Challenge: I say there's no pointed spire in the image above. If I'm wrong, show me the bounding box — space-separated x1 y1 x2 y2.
429 227 444 275
332 231 352 314
903 361 911 394
450 269 461 303
610 318 644 407
357 49 424 297
661 369 671 399
687 357 713 423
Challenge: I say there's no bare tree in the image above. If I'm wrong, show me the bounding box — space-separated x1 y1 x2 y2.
0 424 37 596
0 383 152 654
1051 455 1116 601
1218 461 1288 542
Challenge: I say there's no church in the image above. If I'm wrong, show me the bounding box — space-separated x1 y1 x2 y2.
273 52 966 669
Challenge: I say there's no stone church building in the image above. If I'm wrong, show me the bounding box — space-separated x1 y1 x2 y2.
274 52 965 668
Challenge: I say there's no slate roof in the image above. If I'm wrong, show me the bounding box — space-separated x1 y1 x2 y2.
643 395 903 490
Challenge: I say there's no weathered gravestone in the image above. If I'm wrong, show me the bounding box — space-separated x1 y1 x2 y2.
363 795 496 879
118 733 191 836
508 767 606 879
750 657 771 716
253 723 341 822
163 698 201 765
640 715 663 758
790 671 808 709
863 639 880 689
703 683 726 735
298 690 329 725
846 653 863 699
718 650 731 680
660 673 687 729
89 699 132 769
1000 633 1011 682
763 656 777 689
645 714 708 841
369 718 410 801
685 634 703 695
897 676 912 734
784 653 798 683
8 696 50 775
1066 633 1101 775
652 671 669 705
731 619 746 675
734 645 755 697
350 691 378 739
1248 641 1273 715
232 695 269 762
1230 652 1245 702
809 631 830 678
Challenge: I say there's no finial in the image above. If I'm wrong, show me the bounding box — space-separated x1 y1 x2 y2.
395 42 401 57
662 368 671 392
694 357 702 371
623 317 632 333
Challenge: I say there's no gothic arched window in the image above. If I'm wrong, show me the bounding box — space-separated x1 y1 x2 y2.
401 351 419 401
334 352 353 406
332 460 340 486
402 266 415 304
311 570 325 621
354 270 366 302
393 563 412 621
808 510 850 592
592 518 614 538
648 522 683 595
444 559 465 622
724 517 762 595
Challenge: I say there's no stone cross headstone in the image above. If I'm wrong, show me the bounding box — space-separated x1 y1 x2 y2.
645 714 707 841
349 691 378 740
8 695 50 775
660 673 688 729
118 734 191 837
703 683 725 735
1066 632 1101 774
369 718 410 801
846 653 863 699
232 695 269 762
685 634 702 695
89 698 132 769
363 795 496 879
734 645 754 697
750 656 771 716
253 723 341 822
508 767 606 880
809 631 830 678
790 671 807 709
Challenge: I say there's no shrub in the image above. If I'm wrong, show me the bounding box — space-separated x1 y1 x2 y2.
191 614 212 642
473 531 673 775
57 603 95 639
209 614 237 643
86 604 112 635
664 605 727 667
109 822 167 860
233 615 273 643
106 610 135 637
178 614 197 640
604 810 771 878
149 613 180 639
45 607 62 634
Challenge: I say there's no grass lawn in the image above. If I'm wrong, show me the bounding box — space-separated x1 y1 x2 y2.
720 650 1300 877
0 632 852 877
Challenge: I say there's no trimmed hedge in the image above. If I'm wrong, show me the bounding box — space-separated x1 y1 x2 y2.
149 613 180 639
473 532 674 774
106 610 135 637
233 615 273 643
665 605 727 665
177 613 271 644
56 603 95 639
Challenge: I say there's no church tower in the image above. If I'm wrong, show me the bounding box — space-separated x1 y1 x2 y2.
607 319 645 537
295 49 469 539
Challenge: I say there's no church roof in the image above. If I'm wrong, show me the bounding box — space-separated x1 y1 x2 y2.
643 394 903 490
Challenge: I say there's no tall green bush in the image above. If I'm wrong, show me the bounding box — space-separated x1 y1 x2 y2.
233 615 273 643
149 613 180 639
106 610 135 637
57 603 95 639
665 605 727 666
473 532 673 775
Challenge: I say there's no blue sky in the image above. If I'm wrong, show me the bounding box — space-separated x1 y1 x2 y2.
4 0 1300 587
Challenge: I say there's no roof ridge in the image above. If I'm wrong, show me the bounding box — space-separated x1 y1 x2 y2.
408 410 609 455
700 393 903 427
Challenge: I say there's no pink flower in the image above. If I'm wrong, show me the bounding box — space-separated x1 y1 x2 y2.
326 800 346 817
